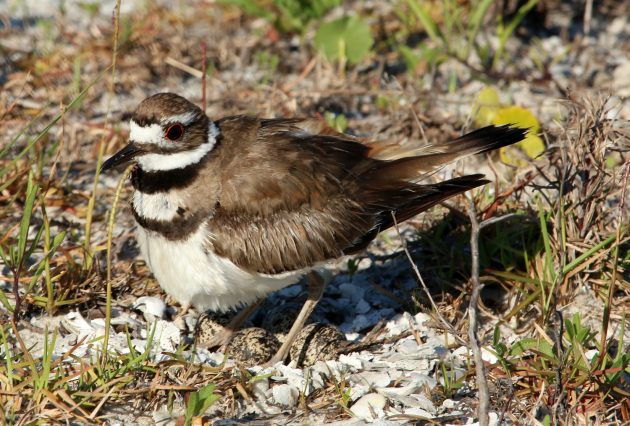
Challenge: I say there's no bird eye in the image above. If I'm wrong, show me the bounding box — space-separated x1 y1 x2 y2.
165 123 184 141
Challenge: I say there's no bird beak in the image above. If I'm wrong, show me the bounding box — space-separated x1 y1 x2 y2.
101 143 144 172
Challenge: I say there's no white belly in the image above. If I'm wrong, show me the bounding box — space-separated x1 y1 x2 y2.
136 223 306 311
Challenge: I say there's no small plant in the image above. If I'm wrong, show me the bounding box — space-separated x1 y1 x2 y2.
492 313 630 416
184 383 221 425
346 257 359 279
314 16 373 66
221 0 341 34
438 360 465 398
324 111 348 133
0 173 67 318
402 0 539 72
254 50 280 85
331 375 353 413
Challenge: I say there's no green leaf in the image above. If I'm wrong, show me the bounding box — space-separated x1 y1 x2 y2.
510 337 555 359
185 383 220 422
314 16 373 64
197 383 221 413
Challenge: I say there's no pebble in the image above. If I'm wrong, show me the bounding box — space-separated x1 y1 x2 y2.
350 393 386 420
612 62 630 96
376 382 421 397
349 384 369 402
385 312 431 337
310 359 345 383
272 384 299 408
339 283 366 302
442 398 456 409
61 311 102 340
355 298 371 314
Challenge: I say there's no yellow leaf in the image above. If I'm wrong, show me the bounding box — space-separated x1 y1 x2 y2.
473 87 501 126
493 105 540 132
493 106 544 166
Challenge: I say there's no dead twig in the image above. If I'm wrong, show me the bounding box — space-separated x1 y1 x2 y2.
597 159 629 368
201 41 207 112
466 197 490 426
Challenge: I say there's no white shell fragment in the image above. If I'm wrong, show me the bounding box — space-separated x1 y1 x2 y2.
272 384 300 408
350 393 387 420
133 296 167 321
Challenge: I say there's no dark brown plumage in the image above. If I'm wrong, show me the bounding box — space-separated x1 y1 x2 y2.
121 111 526 274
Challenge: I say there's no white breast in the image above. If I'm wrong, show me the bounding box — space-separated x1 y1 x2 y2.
136 223 306 311
133 191 183 221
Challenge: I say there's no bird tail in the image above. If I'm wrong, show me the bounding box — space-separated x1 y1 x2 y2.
365 125 528 181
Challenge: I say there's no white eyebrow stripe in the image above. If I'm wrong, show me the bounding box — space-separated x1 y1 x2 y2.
129 112 200 147
161 111 198 126
136 122 219 171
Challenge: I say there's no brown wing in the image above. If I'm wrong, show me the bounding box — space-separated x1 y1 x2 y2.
207 118 526 274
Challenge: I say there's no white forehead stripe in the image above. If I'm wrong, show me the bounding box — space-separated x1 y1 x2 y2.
136 122 219 172
130 121 164 146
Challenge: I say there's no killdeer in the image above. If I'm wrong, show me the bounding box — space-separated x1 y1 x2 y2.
102 92 526 365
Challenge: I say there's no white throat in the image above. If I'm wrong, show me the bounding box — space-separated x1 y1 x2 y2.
136 121 219 172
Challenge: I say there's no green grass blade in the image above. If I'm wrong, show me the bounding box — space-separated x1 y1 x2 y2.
0 107 48 161
467 0 493 45
0 67 109 180
406 0 442 44
17 172 39 268
502 0 538 41
536 198 555 284
562 230 626 275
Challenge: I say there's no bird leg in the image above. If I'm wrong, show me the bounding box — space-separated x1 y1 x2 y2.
196 300 262 348
265 271 326 366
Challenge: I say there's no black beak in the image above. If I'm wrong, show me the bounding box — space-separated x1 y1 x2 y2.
101 143 144 172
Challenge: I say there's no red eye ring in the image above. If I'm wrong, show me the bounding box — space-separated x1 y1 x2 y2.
165 123 184 141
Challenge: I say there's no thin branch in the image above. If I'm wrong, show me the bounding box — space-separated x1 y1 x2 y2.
597 159 629 367
201 41 207 113
466 197 490 426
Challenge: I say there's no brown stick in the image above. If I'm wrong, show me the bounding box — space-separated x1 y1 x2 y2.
466 197 490 426
201 42 207 113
